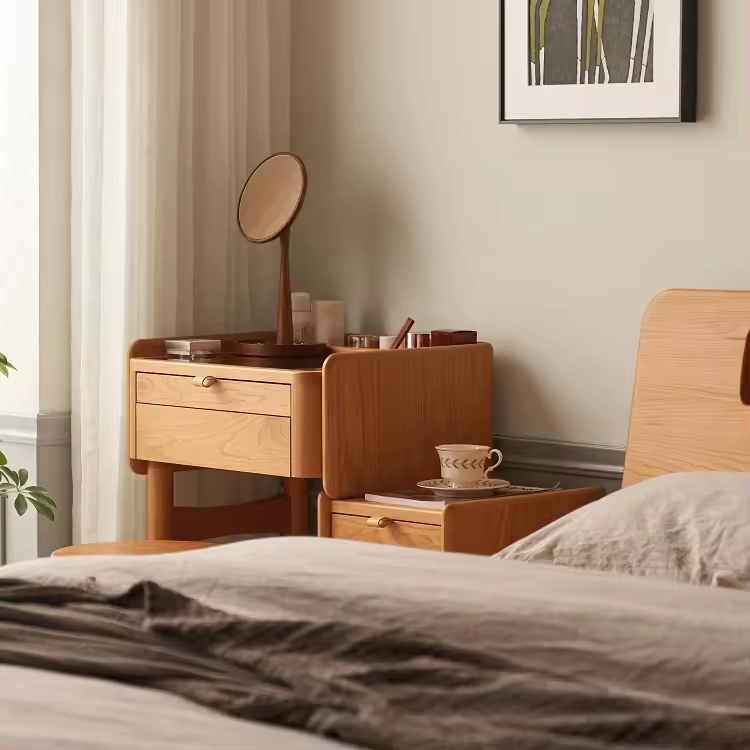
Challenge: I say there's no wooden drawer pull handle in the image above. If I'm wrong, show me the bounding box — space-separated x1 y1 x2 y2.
193 376 217 388
367 516 393 528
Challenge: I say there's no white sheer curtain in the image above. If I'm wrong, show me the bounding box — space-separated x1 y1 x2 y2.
71 0 289 542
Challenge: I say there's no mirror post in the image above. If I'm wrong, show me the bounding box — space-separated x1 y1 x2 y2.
276 226 294 345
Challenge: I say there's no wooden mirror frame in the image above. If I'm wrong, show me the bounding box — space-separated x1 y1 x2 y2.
236 153 324 356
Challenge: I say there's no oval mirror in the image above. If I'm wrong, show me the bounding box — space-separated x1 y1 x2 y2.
237 153 307 244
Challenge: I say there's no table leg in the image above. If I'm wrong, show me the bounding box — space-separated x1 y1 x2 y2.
317 492 332 537
147 462 175 540
284 478 308 535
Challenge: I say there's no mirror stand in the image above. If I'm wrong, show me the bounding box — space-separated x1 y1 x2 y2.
230 152 328 360
276 226 293 346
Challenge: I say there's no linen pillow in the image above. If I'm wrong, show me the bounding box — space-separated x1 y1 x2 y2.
495 473 750 590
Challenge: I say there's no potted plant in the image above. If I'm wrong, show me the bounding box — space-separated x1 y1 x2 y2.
0 351 56 520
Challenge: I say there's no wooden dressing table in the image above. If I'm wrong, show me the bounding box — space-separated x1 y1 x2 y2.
129 338 494 541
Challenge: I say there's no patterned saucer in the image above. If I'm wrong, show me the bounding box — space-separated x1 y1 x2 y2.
416 478 511 498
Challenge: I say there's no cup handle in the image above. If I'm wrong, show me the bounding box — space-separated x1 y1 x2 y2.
484 449 503 478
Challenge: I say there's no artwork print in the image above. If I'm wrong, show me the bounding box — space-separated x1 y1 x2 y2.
528 0 654 86
500 0 697 123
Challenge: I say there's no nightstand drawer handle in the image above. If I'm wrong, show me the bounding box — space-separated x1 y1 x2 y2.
367 516 393 528
193 376 217 388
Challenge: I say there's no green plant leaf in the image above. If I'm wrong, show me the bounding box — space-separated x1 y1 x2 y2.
0 363 8 377
27 496 55 521
0 483 15 492
27 491 56 509
0 466 16 484
4 468 19 486
25 485 55 502
14 495 28 516
0 450 6 466
0 352 16 371
18 468 28 487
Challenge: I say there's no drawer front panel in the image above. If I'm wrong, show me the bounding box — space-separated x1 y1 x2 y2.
330 499 440 526
136 404 290 476
331 513 441 550
136 373 290 417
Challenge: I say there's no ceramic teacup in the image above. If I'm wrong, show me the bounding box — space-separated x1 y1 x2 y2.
436 444 503 488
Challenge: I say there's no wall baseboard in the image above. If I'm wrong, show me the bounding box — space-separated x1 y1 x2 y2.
494 435 624 494
0 412 71 446
494 435 625 480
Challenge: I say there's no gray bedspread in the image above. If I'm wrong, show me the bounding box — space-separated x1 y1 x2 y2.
2 539 750 750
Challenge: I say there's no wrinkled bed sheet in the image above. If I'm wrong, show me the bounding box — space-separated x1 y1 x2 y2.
1 537 749 749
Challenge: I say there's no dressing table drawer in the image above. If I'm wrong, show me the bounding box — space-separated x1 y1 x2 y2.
330 513 441 551
136 373 290 416
135 403 290 476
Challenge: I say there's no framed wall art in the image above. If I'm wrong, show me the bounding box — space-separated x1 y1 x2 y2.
500 0 697 123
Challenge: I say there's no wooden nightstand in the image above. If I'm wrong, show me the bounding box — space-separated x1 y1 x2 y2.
318 487 605 556
128 336 494 543
129 348 322 541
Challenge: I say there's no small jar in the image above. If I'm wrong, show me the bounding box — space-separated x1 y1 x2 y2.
379 335 397 349
291 293 314 344
405 332 431 349
345 334 380 349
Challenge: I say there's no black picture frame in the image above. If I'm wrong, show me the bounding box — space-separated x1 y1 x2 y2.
500 0 698 124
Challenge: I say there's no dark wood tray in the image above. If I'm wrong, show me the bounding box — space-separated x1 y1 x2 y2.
223 339 329 359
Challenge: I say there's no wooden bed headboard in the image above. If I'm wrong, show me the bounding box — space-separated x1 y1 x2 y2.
623 289 750 487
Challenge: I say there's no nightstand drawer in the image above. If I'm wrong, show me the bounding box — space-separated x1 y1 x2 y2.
136 373 290 417
136 403 290 476
331 513 441 550
320 488 606 555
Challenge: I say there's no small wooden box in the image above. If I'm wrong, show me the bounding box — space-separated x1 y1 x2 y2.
430 330 478 346
318 487 604 556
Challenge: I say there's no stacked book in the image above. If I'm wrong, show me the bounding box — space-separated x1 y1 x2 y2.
365 485 561 510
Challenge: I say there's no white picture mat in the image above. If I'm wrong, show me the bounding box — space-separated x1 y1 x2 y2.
504 0 684 121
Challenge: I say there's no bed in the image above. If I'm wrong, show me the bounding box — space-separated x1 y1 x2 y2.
1 289 749 750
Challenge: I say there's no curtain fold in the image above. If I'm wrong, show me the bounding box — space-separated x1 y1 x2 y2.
71 0 288 543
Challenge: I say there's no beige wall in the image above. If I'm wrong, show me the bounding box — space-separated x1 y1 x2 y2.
291 0 749 448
